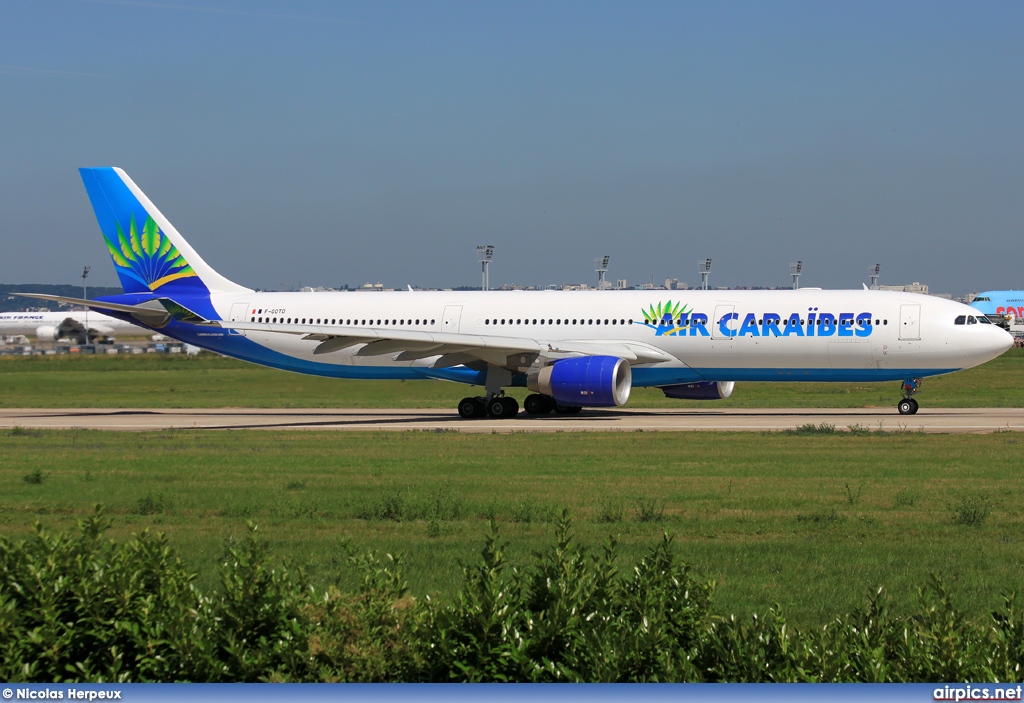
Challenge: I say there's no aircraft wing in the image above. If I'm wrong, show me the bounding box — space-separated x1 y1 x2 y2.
217 321 673 367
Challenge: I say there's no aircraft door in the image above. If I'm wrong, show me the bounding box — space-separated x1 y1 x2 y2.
712 305 736 339
228 302 249 336
442 305 463 334
899 304 921 341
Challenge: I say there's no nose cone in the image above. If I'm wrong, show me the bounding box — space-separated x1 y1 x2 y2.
969 326 1015 367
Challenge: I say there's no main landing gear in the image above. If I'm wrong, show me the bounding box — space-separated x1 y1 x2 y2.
524 393 581 416
897 378 921 415
456 393 582 419
457 394 519 419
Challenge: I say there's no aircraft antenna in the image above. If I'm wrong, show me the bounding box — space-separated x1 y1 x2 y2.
595 255 610 290
476 245 494 291
698 258 712 290
81 265 90 345
789 261 803 290
869 263 880 289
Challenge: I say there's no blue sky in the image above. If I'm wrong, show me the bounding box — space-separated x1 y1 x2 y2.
2 0 1022 293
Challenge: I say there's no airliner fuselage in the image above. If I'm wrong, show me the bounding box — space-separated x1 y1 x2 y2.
26 167 1013 419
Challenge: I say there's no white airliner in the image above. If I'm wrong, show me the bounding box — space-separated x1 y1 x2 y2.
0 310 146 343
23 168 1013 417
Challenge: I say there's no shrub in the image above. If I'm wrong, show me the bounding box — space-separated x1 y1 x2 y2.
22 469 44 485
132 493 167 515
951 495 992 527
789 423 836 435
1 508 1022 683
634 497 665 523
894 490 918 508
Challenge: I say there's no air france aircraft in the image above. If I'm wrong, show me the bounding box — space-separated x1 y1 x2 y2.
23 168 1013 418
0 310 145 343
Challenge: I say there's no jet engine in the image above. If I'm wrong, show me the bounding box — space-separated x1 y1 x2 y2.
528 356 631 407
34 325 59 341
661 381 735 400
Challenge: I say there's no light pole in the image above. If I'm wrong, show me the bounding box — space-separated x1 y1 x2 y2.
476 245 494 291
790 261 802 290
81 266 90 345
698 258 712 290
595 255 610 290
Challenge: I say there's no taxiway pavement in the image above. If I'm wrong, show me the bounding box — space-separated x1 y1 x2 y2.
1 407 1022 433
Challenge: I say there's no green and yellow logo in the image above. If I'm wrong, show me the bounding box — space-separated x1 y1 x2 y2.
105 214 195 291
638 300 691 336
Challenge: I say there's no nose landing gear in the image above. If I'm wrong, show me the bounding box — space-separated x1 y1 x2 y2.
897 378 921 415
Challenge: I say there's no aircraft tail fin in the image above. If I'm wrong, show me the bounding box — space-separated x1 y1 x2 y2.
79 167 251 296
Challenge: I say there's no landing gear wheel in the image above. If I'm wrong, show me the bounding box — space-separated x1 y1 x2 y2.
458 397 485 419
524 394 553 415
488 396 518 418
554 403 582 415
898 399 914 415
909 398 919 414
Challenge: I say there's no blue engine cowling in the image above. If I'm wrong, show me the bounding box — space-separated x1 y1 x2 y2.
528 356 632 407
661 381 735 400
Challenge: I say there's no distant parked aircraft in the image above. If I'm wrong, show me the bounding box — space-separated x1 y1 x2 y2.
22 167 1014 417
970 291 1024 319
0 310 146 343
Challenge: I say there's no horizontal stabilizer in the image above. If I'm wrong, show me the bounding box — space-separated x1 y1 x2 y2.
16 293 156 315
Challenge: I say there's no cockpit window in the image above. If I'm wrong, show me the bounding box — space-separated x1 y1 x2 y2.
967 316 977 325
977 315 993 324
954 315 966 325
974 296 990 302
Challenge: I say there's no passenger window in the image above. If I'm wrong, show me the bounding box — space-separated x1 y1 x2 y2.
628 319 633 325
612 319 617 325
954 315 966 325
431 319 436 324
967 316 977 325
517 319 522 324
485 319 490 325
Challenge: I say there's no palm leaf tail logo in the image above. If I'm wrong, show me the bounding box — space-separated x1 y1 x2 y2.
104 215 196 290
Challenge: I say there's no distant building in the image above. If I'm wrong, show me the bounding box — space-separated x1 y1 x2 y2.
877 282 929 294
615 279 628 290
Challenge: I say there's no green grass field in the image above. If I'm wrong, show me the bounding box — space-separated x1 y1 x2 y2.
1 347 1023 408
3 428 1022 626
